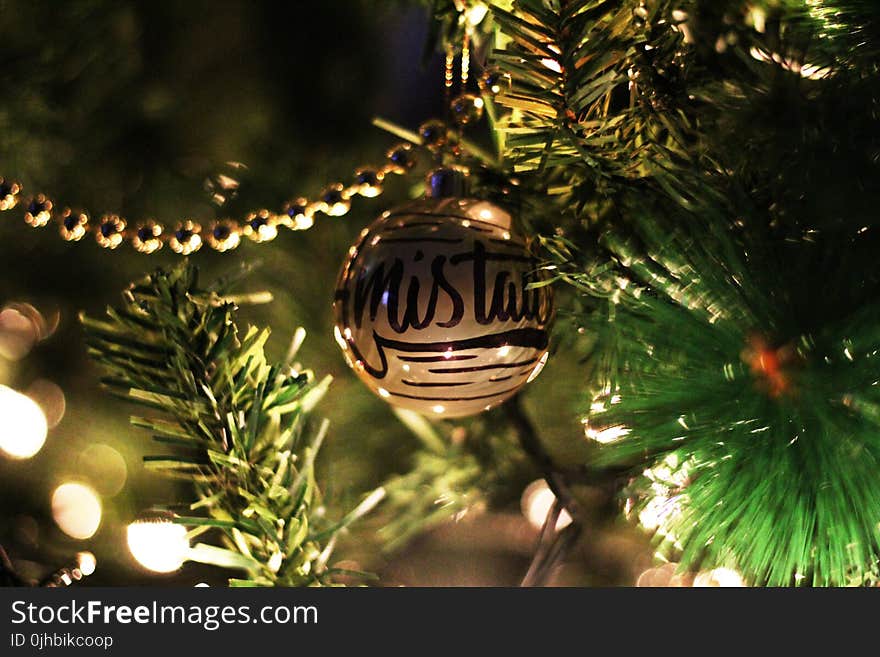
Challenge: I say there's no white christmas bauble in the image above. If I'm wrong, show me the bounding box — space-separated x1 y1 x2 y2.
333 197 553 418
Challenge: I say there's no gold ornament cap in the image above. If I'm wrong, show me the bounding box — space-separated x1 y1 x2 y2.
425 166 469 200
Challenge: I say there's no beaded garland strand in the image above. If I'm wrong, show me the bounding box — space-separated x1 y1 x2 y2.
0 143 419 256
0 63 505 256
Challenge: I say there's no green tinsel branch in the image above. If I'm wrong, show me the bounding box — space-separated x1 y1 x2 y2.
484 0 880 585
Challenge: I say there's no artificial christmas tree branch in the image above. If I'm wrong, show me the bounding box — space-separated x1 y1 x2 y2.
379 406 536 553
82 263 382 586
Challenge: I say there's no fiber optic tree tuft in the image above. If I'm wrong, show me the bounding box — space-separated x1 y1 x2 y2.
489 0 880 585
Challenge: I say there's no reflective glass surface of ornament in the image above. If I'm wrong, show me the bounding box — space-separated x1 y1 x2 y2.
334 197 554 418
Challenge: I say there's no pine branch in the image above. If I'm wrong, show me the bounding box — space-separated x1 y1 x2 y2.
491 0 685 181
378 407 535 552
82 263 382 586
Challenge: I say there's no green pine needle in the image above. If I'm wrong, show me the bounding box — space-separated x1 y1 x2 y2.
81 263 379 586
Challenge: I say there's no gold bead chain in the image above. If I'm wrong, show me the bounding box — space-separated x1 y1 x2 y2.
0 142 421 255
2 40 500 257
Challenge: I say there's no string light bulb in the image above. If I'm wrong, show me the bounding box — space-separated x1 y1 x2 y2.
127 519 190 573
76 551 97 577
52 482 102 540
0 385 48 459
521 479 573 531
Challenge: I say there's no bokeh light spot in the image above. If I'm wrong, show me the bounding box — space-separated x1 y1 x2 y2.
26 379 66 429
78 444 128 497
76 551 97 576
521 479 573 531
0 385 48 459
127 520 189 573
0 307 38 361
52 482 102 539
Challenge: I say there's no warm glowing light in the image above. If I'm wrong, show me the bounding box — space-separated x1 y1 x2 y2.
258 224 278 240
468 202 512 229
636 562 701 587
445 49 454 88
748 6 766 33
95 215 126 249
694 567 745 587
584 388 627 442
540 57 562 73
637 496 673 531
0 307 38 361
52 483 102 540
638 564 747 587
694 568 746 588
635 454 691 540
0 385 48 459
540 44 564 73
585 423 630 444
526 352 549 383
169 223 202 255
333 326 348 352
244 211 278 242
521 479 572 530
325 200 351 217
0 179 21 211
749 46 831 80
127 520 190 573
24 194 53 227
76 551 97 576
465 3 488 26
294 213 314 230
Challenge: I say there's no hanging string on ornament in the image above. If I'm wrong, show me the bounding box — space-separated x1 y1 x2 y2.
333 166 554 418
